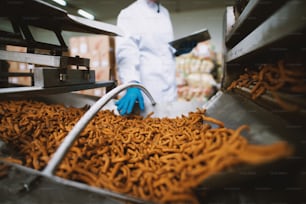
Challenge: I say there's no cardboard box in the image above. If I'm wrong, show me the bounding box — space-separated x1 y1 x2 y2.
69 35 116 97
5 46 32 86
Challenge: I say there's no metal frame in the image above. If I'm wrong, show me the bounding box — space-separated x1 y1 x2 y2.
217 1 306 201
0 0 123 96
225 0 288 48
0 81 116 96
0 50 90 69
226 0 306 63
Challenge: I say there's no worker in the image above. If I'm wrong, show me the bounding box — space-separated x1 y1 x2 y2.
115 0 177 115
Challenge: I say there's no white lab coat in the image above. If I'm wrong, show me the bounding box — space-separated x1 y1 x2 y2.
115 0 177 103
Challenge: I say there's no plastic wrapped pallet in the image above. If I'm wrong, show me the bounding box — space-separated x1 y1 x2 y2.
175 41 219 102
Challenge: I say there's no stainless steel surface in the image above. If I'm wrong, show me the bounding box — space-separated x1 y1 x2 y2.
225 0 287 47
196 92 306 204
226 0 306 62
43 83 156 176
235 87 306 111
204 91 304 145
219 2 306 203
225 0 259 45
34 68 95 87
0 50 90 69
0 162 136 204
0 81 116 96
0 72 33 77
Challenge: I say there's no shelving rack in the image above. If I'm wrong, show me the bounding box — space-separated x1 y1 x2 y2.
223 0 306 114
0 0 122 96
195 1 306 202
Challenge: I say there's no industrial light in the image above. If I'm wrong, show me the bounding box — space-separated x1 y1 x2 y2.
77 9 95 20
51 0 67 6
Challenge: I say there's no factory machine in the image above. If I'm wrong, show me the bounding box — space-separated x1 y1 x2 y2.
1 0 306 203
0 0 123 95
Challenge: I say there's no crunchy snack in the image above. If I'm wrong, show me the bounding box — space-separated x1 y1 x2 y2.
0 100 293 203
227 61 306 111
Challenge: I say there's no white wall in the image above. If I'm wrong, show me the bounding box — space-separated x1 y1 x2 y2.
171 8 226 53
104 7 226 53
23 7 227 54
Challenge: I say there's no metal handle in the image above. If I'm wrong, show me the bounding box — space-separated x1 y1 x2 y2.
43 83 156 176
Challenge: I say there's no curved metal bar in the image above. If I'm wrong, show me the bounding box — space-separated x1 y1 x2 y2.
43 83 156 176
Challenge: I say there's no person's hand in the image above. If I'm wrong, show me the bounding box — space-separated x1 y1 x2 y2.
115 87 144 115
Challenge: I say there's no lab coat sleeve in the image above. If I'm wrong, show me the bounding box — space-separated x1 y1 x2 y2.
115 11 141 84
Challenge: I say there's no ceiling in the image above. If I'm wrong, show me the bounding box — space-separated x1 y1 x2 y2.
43 0 234 21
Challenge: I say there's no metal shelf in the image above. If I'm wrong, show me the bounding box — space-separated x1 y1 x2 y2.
0 0 122 54
226 87 306 129
0 50 90 69
232 87 306 110
0 81 116 96
226 0 306 63
225 0 288 48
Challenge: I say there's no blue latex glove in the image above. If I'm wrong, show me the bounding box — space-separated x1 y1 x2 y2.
115 87 144 115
